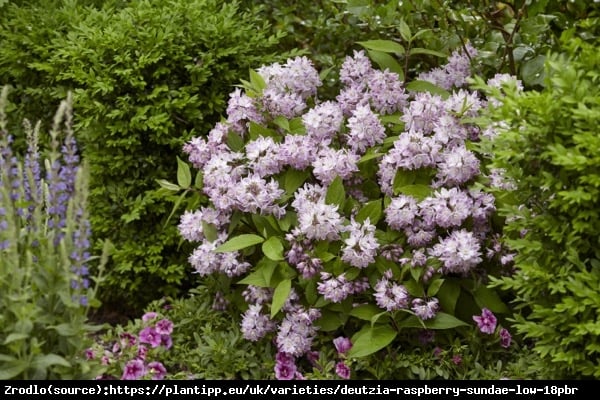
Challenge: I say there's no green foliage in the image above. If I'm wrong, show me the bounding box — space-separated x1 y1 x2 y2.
0 88 110 379
1 0 295 312
336 0 600 86
474 32 600 378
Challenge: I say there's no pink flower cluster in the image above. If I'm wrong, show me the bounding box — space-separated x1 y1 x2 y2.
89 311 173 380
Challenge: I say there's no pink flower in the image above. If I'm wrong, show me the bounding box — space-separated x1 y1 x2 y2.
452 354 462 365
155 319 174 335
333 337 352 354
121 359 145 380
141 312 158 322
274 358 297 380
161 334 173 350
147 361 167 380
137 345 148 361
139 327 162 348
473 308 497 334
499 328 512 348
84 348 94 360
335 361 351 379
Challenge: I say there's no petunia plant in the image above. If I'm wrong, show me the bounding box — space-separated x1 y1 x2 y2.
162 41 519 379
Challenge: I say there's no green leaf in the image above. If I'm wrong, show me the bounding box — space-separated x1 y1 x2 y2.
271 279 292 318
472 286 510 314
325 176 345 208
398 19 411 43
358 39 405 55
249 121 278 139
405 80 450 99
398 313 468 330
366 50 404 80
156 179 180 191
427 279 445 297
396 184 432 200
316 309 344 332
521 55 546 87
194 171 203 189
3 333 29 344
215 234 264 252
227 131 245 152
249 68 267 92
262 236 284 261
273 116 290 132
409 48 448 58
0 360 27 380
359 152 384 164
347 325 397 358
284 169 310 196
356 200 383 225
202 221 218 243
31 354 71 369
50 323 80 336
437 279 461 315
237 258 277 287
349 304 382 321
392 170 416 194
176 156 192 189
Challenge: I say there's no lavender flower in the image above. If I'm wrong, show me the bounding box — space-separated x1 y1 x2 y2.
429 229 482 275
345 105 386 154
411 298 439 320
297 202 344 241
385 195 419 230
418 43 477 90
434 145 480 187
341 217 379 269
473 308 497 334
242 285 274 306
240 304 276 341
374 271 410 311
312 147 359 186
276 307 320 357
317 272 355 303
303 101 344 144
226 88 264 135
155 319 174 336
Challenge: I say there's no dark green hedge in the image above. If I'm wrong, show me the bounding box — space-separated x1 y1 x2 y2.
1 0 294 312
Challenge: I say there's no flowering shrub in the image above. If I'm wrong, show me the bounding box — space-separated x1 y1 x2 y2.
0 87 110 379
167 43 520 379
90 311 174 380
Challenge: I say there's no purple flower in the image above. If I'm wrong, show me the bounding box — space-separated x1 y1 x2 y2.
274 359 297 380
374 271 410 311
333 337 352 354
137 345 148 361
312 147 359 186
335 361 351 380
473 308 497 334
147 361 167 380
138 327 162 348
155 319 174 335
429 229 482 275
303 101 344 144
240 304 276 341
411 298 439 320
121 359 146 380
345 105 386 154
499 328 512 348
317 272 355 303
452 354 462 365
160 334 173 350
341 218 379 269
84 348 94 360
276 307 319 357
141 312 158 322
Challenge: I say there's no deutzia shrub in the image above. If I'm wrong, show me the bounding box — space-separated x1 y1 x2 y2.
169 45 518 379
